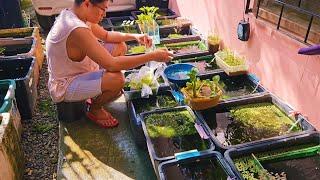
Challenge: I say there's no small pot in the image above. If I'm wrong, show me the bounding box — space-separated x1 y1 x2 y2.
208 43 220 55
181 88 222 110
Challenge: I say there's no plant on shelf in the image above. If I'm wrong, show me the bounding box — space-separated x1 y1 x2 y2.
167 33 184 39
181 68 222 110
207 33 220 54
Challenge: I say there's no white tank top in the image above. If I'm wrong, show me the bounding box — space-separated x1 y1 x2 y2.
46 9 99 102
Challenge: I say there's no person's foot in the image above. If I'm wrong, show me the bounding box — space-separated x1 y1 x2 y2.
86 108 119 128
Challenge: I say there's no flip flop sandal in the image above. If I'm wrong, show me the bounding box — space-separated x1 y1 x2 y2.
86 111 119 128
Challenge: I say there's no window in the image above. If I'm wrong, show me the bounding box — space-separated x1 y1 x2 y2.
251 0 320 44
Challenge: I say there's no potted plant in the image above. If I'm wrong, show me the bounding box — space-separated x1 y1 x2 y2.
207 34 220 54
181 68 222 110
215 49 249 76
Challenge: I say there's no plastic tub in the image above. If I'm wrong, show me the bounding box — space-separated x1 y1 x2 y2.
158 151 237 180
224 132 320 180
140 106 215 174
0 57 37 120
196 94 316 152
163 63 195 87
127 90 179 148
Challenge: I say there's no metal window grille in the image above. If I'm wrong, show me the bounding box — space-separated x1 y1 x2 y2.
246 0 320 43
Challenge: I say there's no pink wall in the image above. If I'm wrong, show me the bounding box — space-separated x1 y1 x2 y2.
170 0 320 130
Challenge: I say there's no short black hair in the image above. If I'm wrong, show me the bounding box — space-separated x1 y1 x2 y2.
75 0 112 6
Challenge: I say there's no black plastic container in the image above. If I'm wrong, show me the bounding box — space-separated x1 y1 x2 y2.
196 94 315 152
140 106 215 174
197 72 268 102
225 132 320 180
56 101 87 122
158 19 192 39
158 40 210 60
127 90 179 148
100 18 113 31
124 70 172 100
0 57 37 120
0 0 24 29
160 35 201 45
158 151 238 180
0 38 35 57
132 8 177 19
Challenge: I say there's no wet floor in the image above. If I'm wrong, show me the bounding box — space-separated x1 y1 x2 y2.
57 95 156 180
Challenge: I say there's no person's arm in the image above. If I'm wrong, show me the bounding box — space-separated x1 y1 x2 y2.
90 23 151 46
71 27 172 71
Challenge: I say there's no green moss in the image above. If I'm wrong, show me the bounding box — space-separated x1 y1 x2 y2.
168 33 184 39
230 103 301 135
145 110 196 138
127 45 146 54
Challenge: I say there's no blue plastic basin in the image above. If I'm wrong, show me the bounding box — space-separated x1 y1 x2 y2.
164 63 195 86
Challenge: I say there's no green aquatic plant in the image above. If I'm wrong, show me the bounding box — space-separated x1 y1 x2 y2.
229 103 301 136
145 110 196 138
167 33 184 39
128 45 146 54
135 95 178 114
216 49 245 66
207 34 220 45
233 144 319 179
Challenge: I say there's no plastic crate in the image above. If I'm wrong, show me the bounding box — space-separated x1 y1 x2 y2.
158 151 237 180
0 27 44 70
140 106 215 174
0 38 41 86
196 94 316 152
127 90 180 148
0 57 37 120
224 132 320 180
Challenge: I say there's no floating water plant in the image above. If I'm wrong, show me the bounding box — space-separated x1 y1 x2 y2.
181 68 222 110
234 144 320 180
127 45 146 54
229 103 301 137
145 110 196 138
134 94 178 114
167 33 184 39
158 40 207 54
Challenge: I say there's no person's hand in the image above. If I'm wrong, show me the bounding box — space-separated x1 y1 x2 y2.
152 48 174 63
135 34 152 48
